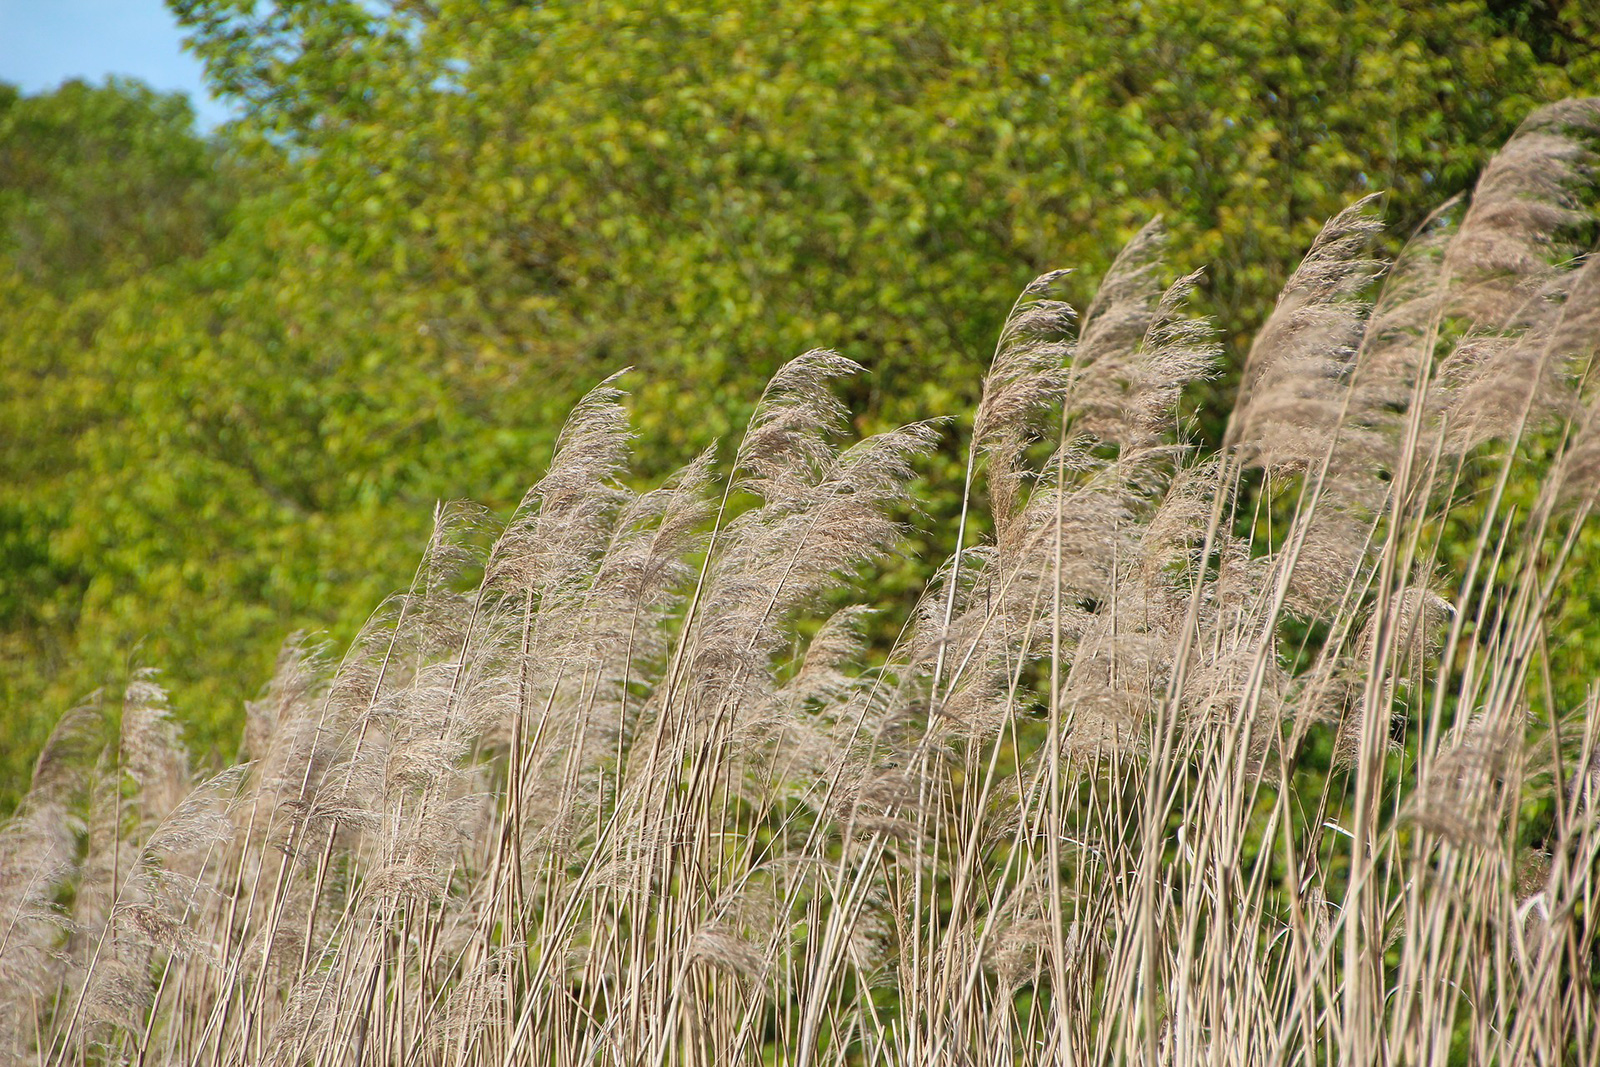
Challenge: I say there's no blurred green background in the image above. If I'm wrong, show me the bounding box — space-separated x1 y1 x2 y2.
4 0 1600 811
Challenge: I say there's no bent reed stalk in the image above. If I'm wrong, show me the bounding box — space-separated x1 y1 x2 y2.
4 100 1600 1067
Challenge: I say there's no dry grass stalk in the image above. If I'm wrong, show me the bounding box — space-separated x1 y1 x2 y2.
3 99 1600 1067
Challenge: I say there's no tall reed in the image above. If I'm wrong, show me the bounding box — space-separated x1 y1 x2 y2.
4 99 1599 1067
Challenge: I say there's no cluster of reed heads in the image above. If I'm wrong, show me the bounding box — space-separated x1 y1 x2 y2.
5 100 1600 1067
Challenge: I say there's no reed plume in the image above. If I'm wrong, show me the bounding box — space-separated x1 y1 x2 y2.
2 100 1599 1067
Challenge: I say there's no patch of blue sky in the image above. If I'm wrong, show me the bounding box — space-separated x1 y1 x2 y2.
0 0 239 129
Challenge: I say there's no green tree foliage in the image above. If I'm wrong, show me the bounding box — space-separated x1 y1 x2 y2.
171 0 1591 440
1 79 235 801
0 78 228 290
2 2 1597 808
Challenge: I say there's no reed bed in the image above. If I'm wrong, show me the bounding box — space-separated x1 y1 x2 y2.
4 100 1599 1067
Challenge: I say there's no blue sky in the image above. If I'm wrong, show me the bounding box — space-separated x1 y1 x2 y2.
0 0 237 128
